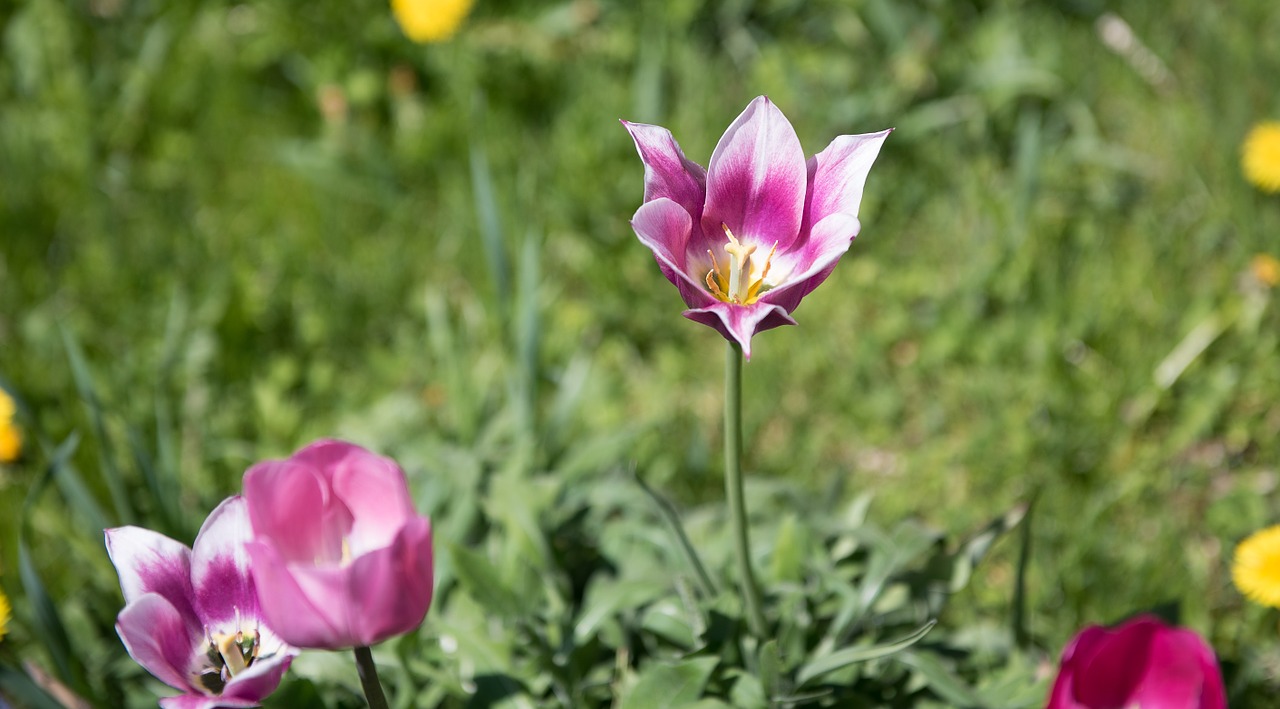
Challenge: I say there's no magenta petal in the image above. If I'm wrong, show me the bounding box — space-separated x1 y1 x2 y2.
1073 620 1154 707
1130 626 1226 709
245 540 346 649
622 120 707 222
221 650 296 705
760 212 861 315
106 526 198 625
329 447 415 555
244 459 347 564
632 198 717 309
191 496 258 628
702 96 807 252
684 302 795 360
116 593 201 694
158 695 261 709
346 517 434 646
802 129 893 234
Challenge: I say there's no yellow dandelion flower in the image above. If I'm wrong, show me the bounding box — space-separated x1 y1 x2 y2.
1253 254 1280 288
0 423 20 463
1243 121 1280 193
391 0 474 44
1234 525 1280 608
0 587 10 642
0 389 13 420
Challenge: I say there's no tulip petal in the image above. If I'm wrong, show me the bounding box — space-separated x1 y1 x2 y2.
346 516 434 646
1130 625 1226 709
702 96 807 252
191 496 258 629
221 649 297 705
158 695 261 709
245 458 349 564
801 129 892 234
116 593 200 694
759 212 861 315
245 541 346 649
621 120 707 223
632 198 718 309
106 526 199 625
1073 620 1152 707
329 445 416 556
684 302 796 360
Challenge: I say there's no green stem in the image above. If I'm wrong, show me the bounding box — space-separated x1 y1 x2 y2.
353 646 390 709
725 342 767 637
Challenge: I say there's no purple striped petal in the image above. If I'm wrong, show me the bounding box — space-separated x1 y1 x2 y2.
683 302 796 360
191 496 258 629
631 198 718 309
115 593 201 694
220 648 297 705
758 213 861 314
801 129 893 234
106 526 198 630
621 120 707 222
701 96 807 253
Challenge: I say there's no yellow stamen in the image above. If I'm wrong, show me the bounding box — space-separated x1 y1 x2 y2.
215 632 250 676
705 226 777 305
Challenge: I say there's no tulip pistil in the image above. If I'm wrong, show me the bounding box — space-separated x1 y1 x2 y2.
193 617 270 695
706 225 777 305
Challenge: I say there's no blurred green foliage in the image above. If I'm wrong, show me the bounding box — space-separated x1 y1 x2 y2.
2 0 1280 705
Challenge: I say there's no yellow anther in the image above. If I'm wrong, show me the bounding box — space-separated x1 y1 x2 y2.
706 270 726 299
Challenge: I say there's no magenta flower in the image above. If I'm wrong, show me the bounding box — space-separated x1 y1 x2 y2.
242 439 434 649
106 497 296 709
623 96 891 359
1047 615 1227 709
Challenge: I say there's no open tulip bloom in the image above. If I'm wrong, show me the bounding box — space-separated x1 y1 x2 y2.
624 96 891 359
106 496 296 709
242 439 434 651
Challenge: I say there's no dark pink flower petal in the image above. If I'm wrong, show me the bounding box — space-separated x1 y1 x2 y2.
621 120 707 223
191 496 258 628
220 647 296 705
759 212 861 314
701 96 807 253
106 526 198 629
801 129 893 235
345 517 434 646
684 302 796 360
115 593 201 694
245 540 346 648
631 198 718 309
1047 616 1226 709
244 458 348 564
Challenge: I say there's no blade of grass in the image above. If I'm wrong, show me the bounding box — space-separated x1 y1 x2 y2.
60 325 134 523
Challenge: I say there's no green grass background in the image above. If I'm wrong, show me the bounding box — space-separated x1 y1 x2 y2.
3 0 1280 702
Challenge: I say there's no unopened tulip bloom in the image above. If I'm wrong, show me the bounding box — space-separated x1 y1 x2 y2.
243 439 434 649
1047 615 1226 709
623 96 891 359
106 497 296 709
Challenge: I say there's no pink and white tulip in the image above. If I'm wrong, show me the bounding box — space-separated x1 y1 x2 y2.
242 439 434 649
1047 615 1227 709
106 497 296 709
623 96 891 359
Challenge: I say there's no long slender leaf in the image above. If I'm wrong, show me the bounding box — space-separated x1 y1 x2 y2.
796 620 936 687
60 325 134 523
0 664 64 709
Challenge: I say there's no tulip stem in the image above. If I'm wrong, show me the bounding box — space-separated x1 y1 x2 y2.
353 646 390 709
726 342 767 638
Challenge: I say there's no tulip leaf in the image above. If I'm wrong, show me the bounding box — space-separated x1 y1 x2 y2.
894 651 983 707
796 620 936 687
447 542 525 620
618 656 720 709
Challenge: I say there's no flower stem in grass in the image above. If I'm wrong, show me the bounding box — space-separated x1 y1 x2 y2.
726 342 767 637
353 646 390 709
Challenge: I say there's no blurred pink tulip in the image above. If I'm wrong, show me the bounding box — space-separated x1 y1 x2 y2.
243 439 434 649
1047 615 1226 709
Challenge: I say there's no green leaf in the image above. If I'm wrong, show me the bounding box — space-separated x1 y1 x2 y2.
618 656 720 709
895 651 984 707
61 325 134 523
757 639 782 701
446 542 525 619
796 620 936 687
0 664 64 709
